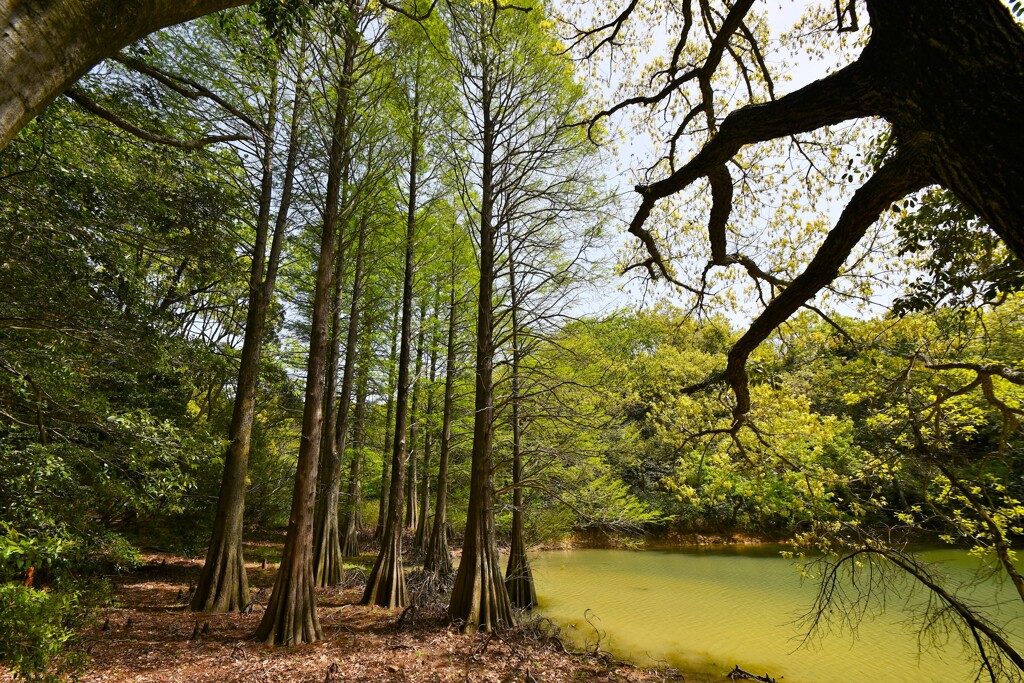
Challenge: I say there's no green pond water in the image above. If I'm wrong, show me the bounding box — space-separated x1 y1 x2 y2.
528 547 1024 682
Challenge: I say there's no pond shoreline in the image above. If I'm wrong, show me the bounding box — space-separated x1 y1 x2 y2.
538 527 788 551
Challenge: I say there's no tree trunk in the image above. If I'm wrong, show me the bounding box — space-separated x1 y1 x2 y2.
448 45 515 630
253 29 355 647
362 107 419 610
504 250 536 609
0 0 252 151
193 56 303 613
423 254 459 579
405 302 426 533
340 337 370 558
374 307 400 544
310 220 350 589
412 313 437 557
859 0 1024 262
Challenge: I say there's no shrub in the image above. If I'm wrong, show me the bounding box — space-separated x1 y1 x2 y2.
0 584 85 682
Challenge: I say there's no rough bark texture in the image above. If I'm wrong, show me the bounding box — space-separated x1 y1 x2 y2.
0 0 253 150
504 254 536 610
362 113 419 611
423 264 459 579
448 38 515 629
253 28 355 646
193 62 302 614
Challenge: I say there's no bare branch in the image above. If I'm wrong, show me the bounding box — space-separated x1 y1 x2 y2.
65 87 245 149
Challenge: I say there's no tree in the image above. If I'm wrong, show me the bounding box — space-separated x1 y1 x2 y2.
361 5 447 609
443 0 602 631
252 0 364 646
176 12 308 615
567 0 1024 423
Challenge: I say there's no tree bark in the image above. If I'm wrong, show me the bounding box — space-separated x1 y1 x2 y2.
0 0 253 150
860 0 1024 262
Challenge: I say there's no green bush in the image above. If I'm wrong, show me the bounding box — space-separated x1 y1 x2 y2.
0 584 85 682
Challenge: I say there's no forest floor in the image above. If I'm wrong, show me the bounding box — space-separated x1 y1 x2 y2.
20 541 699 683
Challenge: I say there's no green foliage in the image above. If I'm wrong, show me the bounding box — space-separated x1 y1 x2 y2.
0 584 86 682
893 189 1024 314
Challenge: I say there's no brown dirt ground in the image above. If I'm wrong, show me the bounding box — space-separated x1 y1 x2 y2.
4 548 693 683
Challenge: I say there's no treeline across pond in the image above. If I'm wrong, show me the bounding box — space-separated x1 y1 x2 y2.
1 1 1023 682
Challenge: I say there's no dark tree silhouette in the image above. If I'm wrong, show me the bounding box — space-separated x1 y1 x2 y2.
589 0 1024 422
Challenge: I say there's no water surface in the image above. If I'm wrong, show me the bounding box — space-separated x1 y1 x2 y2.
530 547 1023 682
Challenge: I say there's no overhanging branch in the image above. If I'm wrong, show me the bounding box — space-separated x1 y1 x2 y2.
65 87 246 149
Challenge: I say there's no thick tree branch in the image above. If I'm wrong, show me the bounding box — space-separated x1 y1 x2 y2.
0 0 253 151
684 152 931 420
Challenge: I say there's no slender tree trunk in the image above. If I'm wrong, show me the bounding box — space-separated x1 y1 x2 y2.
193 56 304 613
405 302 426 533
362 107 419 610
448 49 514 630
504 249 536 609
374 307 400 543
413 309 437 556
311 219 350 588
424 261 458 579
253 29 355 646
340 336 370 558
315 212 368 577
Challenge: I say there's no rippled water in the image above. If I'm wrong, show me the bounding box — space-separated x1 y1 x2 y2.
529 547 1023 682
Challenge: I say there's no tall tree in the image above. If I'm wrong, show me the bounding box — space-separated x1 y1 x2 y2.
503 246 536 609
361 6 446 608
422 229 464 578
252 2 362 645
191 18 308 614
445 0 601 631
445 1 514 632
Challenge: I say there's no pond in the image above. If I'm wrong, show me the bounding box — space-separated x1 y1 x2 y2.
529 546 1023 682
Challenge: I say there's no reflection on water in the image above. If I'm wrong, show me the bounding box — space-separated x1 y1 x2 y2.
530 547 1023 683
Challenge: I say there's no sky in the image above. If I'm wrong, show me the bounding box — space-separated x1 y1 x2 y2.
565 1 882 325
